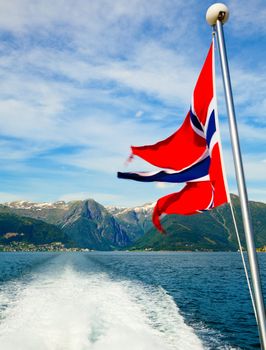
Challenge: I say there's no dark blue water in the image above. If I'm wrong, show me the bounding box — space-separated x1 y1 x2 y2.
0 251 264 349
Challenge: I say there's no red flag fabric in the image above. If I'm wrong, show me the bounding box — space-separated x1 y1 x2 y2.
118 40 229 232
209 143 228 207
131 113 207 172
152 181 214 232
131 44 214 171
192 43 213 125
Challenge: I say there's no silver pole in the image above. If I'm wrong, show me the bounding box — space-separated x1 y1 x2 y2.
215 17 266 350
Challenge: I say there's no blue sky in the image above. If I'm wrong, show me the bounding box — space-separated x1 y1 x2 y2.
0 0 265 206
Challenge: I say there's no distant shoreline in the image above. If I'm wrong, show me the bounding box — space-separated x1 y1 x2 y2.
2 248 265 253
0 242 93 253
1 241 265 253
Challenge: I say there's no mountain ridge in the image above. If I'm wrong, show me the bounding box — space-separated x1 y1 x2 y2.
0 195 266 251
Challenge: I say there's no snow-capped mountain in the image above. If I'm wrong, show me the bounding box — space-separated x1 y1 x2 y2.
5 201 68 210
106 203 154 241
106 202 155 216
0 199 153 249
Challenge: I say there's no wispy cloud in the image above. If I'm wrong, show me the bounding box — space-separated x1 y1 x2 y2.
229 0 266 35
0 0 264 205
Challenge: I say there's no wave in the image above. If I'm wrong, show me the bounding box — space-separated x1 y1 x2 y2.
0 254 204 350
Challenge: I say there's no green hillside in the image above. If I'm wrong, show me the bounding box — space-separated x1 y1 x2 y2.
130 195 266 251
0 213 67 245
1 195 266 251
0 200 130 250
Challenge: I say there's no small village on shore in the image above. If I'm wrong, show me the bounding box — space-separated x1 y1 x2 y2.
1 241 266 253
0 242 92 252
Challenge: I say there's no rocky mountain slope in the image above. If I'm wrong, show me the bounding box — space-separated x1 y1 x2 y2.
0 200 133 250
58 200 129 250
131 195 266 251
106 203 154 241
1 195 266 251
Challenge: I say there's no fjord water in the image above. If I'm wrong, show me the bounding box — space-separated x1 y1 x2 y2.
0 252 265 349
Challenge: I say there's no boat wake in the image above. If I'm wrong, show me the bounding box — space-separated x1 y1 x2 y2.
0 254 204 350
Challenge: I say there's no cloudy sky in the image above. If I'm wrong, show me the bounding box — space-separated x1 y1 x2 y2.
0 0 265 206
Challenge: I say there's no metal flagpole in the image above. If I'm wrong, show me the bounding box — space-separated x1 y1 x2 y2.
206 3 266 350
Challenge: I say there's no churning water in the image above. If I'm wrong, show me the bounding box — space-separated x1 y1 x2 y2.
0 252 264 349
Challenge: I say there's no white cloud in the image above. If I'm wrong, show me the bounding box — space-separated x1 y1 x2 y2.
222 149 266 182
155 182 176 189
135 110 144 118
0 0 264 205
230 66 266 120
229 0 266 35
0 0 194 49
219 121 266 148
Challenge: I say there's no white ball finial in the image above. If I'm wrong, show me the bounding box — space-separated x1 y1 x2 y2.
206 3 229 26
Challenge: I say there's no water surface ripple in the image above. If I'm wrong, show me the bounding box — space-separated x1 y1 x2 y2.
0 251 265 349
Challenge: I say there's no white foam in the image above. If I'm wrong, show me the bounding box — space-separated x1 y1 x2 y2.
0 256 204 350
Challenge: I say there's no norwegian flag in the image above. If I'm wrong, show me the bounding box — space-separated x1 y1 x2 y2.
118 40 229 232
